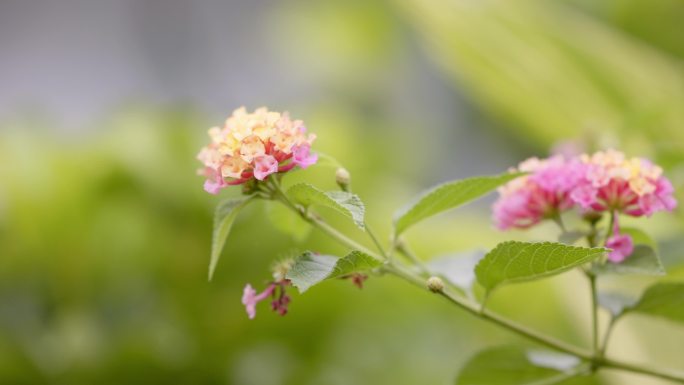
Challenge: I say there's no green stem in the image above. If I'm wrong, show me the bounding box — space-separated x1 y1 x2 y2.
551 213 566 233
394 240 431 276
306 213 379 259
599 316 618 358
276 198 684 383
268 177 380 259
384 263 592 359
602 358 684 384
588 273 599 356
365 223 389 260
602 211 616 247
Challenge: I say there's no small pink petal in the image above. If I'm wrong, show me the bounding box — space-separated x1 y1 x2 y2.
242 284 258 319
606 234 634 263
253 155 279 180
204 179 222 195
570 183 598 210
203 168 226 194
292 144 318 169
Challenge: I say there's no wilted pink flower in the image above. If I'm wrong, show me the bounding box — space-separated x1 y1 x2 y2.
242 284 275 320
570 150 677 217
493 155 584 230
197 107 317 194
271 292 291 316
241 280 292 319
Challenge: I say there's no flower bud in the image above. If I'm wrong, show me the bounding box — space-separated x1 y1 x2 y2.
271 258 294 282
426 276 444 293
336 168 351 191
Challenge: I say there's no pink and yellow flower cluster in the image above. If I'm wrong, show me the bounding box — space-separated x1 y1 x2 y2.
494 150 677 231
493 150 676 262
570 150 676 217
197 107 317 194
493 155 584 230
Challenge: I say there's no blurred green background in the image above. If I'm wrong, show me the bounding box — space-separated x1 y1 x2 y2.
1 0 684 384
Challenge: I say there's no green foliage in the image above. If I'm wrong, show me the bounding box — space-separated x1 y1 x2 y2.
593 245 664 276
597 291 638 317
455 346 591 385
475 242 606 293
395 0 684 156
628 282 684 324
286 183 365 229
620 227 658 249
286 251 383 293
393 173 522 236
209 197 254 281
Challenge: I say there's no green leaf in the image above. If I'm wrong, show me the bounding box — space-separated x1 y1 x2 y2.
286 251 383 293
286 183 365 229
393 172 522 236
592 227 664 276
209 197 254 281
456 346 590 385
475 242 607 293
592 245 665 276
627 282 684 324
597 291 638 317
620 227 657 250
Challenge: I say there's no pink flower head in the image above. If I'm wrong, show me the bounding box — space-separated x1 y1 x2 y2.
569 150 677 217
241 280 291 319
493 155 584 230
197 107 317 193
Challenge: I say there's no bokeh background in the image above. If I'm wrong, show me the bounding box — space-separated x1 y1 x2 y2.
2 0 684 384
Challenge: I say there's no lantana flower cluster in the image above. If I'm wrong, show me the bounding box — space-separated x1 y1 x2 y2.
494 150 677 262
197 107 317 194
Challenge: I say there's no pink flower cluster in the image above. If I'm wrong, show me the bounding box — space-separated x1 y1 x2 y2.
197 107 318 194
570 150 676 217
493 150 677 262
494 150 677 230
493 155 584 230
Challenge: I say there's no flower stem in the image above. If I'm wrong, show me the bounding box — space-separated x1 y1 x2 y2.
268 178 381 260
306 214 380 259
602 211 616 247
384 262 592 359
394 240 431 276
588 272 599 357
602 358 684 384
599 316 618 358
365 223 389 260
279 201 684 383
